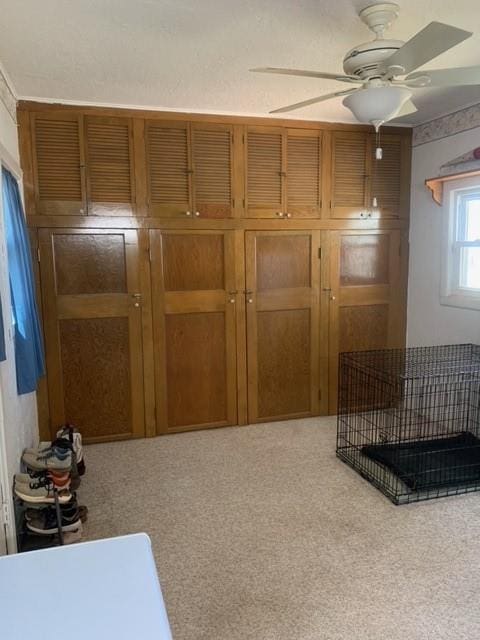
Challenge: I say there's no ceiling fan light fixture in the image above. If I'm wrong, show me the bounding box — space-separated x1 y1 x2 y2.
343 86 412 129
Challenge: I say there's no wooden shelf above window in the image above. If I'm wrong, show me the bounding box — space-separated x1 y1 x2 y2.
426 169 480 205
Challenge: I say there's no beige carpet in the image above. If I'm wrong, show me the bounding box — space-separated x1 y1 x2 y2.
81 417 480 640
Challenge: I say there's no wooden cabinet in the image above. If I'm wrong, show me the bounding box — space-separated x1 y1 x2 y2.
146 121 235 219
25 107 410 222
147 227 330 430
328 229 406 412
150 229 238 432
245 127 322 219
31 113 136 216
20 102 412 441
330 131 405 219
38 228 146 442
245 230 326 421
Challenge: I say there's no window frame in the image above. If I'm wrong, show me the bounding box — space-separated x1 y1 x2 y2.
441 176 480 311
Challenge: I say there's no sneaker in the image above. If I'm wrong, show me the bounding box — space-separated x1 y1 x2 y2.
15 471 70 490
78 504 88 523
26 508 82 535
25 498 79 522
14 476 71 504
22 447 72 472
56 425 84 465
63 523 83 544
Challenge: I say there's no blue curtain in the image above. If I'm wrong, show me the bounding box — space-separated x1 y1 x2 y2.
2 167 45 394
0 294 5 361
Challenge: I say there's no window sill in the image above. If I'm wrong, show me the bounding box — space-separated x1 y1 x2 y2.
440 292 480 311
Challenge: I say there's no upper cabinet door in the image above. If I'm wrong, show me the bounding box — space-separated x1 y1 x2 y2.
330 131 369 219
191 123 234 218
32 113 86 215
245 127 284 218
146 120 193 218
369 133 403 219
84 116 136 216
285 129 322 218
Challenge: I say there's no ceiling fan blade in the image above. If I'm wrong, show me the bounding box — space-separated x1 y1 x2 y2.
405 65 480 87
392 99 418 118
378 21 472 75
250 67 361 83
270 88 358 114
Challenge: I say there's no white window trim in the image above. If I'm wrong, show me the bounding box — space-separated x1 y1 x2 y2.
440 175 480 312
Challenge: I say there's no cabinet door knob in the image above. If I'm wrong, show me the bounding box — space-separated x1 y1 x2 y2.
194 211 200 217
276 212 284 217
285 213 292 218
229 298 235 303
247 298 253 304
185 211 192 216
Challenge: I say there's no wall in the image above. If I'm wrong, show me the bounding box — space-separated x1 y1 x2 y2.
407 105 480 347
0 71 39 497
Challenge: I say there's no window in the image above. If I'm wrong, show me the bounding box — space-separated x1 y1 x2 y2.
441 180 480 310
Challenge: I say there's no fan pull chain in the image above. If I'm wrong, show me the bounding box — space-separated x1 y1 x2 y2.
372 128 382 209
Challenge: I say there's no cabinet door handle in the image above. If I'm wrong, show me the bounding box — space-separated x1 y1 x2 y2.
185 211 192 217
276 212 284 217
194 211 200 217
285 212 292 218
247 298 254 304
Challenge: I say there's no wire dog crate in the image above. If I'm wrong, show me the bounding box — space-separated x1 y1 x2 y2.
336 344 480 504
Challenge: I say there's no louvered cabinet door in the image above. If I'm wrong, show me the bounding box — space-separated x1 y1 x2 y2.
369 134 404 218
150 230 238 433
31 113 86 215
285 129 322 218
330 132 369 219
146 121 193 217
84 116 136 216
246 127 284 218
191 123 234 218
328 229 406 412
245 230 324 422
38 228 146 442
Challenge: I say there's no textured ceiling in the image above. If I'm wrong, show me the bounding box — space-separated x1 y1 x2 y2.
1 0 480 125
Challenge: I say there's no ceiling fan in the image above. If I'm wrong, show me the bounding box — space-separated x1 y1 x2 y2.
251 2 480 129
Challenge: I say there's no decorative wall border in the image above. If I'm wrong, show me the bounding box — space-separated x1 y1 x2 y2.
413 102 480 147
0 64 17 122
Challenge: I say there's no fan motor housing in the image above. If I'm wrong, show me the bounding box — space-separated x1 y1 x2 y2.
343 39 404 78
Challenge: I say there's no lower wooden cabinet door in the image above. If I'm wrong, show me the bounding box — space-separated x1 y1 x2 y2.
150 229 238 433
328 229 406 412
245 230 325 422
38 228 146 442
